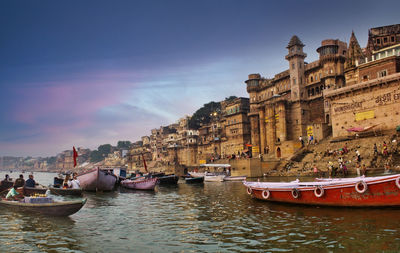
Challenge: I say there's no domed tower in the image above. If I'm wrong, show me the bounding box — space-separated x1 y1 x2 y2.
285 35 307 101
317 39 347 90
344 31 364 86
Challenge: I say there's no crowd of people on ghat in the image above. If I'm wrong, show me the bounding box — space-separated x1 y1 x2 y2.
312 139 397 177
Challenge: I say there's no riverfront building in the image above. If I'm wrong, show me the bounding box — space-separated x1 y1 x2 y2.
245 24 400 159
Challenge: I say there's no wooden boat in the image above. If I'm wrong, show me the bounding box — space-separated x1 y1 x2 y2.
156 174 179 185
0 198 86 216
244 174 400 207
77 167 117 192
49 186 83 196
224 176 247 181
121 177 158 190
185 176 204 184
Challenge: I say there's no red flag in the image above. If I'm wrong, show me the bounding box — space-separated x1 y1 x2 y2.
142 154 148 173
73 146 78 167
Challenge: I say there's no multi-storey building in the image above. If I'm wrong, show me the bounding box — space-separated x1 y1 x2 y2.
246 36 343 158
326 24 400 138
246 24 400 159
220 97 251 157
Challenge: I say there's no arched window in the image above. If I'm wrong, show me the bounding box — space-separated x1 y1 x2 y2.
316 87 319 94
310 76 313 82
311 88 315 96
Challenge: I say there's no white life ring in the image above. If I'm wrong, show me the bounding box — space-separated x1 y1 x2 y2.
355 181 368 194
247 187 252 195
291 188 300 199
261 189 270 199
314 186 324 198
396 177 400 189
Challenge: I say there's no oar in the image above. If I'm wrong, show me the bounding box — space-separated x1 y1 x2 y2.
0 186 12 195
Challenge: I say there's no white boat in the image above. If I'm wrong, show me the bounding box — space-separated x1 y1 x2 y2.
204 172 226 182
223 176 247 181
188 172 205 178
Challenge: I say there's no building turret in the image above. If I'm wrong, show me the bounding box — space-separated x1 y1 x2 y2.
285 35 306 101
317 39 347 89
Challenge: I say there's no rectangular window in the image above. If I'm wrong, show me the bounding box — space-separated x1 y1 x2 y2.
293 78 296 85
384 37 387 43
377 38 381 44
378 70 387 78
391 36 395 42
292 63 295 69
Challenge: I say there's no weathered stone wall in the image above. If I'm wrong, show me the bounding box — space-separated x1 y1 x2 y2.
330 76 400 137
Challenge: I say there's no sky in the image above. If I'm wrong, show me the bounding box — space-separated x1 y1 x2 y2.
0 0 399 157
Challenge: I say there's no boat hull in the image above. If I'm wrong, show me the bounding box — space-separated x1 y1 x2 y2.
77 168 117 192
157 175 179 185
245 174 400 207
121 178 158 190
0 199 86 216
185 177 204 184
49 187 83 196
204 175 226 182
224 176 247 181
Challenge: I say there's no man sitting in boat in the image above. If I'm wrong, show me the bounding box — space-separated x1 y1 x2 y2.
6 184 23 200
14 174 25 188
2 174 11 182
25 174 36 188
70 173 80 189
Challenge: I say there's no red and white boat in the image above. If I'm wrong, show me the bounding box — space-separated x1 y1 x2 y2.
77 167 117 192
121 177 158 190
243 174 400 207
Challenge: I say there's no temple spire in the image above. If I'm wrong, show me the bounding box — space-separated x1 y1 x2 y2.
345 31 364 69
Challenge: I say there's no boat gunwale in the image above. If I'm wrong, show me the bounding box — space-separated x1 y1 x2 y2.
244 174 400 191
0 199 87 207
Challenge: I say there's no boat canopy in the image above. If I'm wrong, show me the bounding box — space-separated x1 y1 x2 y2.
200 164 231 167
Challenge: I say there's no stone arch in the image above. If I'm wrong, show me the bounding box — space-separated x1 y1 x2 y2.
276 147 281 158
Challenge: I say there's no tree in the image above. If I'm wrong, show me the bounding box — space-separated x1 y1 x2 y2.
188 101 221 129
117 141 132 149
90 144 113 163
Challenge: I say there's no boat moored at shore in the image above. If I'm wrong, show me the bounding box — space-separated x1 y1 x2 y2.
77 167 117 192
244 174 400 207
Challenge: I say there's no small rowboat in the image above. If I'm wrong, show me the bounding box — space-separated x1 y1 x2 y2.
0 198 87 216
121 177 158 190
185 176 204 184
244 174 400 207
49 187 83 196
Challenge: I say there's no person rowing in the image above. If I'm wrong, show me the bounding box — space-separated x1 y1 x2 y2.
5 184 23 201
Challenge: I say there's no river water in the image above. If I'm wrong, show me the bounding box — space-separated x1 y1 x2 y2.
0 171 400 252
